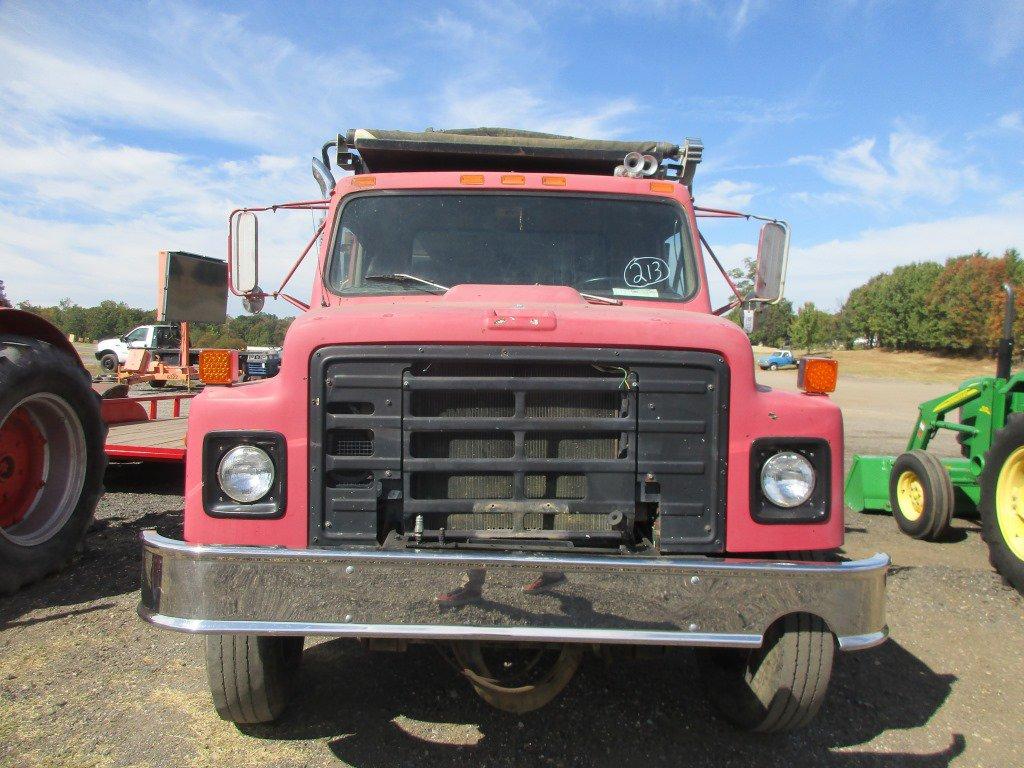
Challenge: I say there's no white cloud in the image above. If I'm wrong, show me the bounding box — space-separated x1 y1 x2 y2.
694 180 760 209
788 197 1024 308
997 111 1024 131
792 128 984 207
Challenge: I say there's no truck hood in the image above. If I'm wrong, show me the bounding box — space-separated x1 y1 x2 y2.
281 284 757 389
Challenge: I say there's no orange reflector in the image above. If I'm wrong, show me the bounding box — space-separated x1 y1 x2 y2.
198 349 239 385
501 174 526 185
351 176 376 188
649 181 675 194
797 357 838 394
460 174 485 185
542 176 566 186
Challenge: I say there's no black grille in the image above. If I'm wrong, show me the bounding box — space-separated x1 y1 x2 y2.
310 345 728 553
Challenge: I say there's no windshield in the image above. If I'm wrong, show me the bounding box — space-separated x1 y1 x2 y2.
326 193 698 301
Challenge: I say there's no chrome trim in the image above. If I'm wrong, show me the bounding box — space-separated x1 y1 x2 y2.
139 531 888 650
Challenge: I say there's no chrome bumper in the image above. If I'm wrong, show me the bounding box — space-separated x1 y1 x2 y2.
139 531 889 651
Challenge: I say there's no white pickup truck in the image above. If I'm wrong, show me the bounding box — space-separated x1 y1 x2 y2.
94 324 181 372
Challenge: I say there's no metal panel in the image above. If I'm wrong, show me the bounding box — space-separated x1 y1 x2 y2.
309 346 728 553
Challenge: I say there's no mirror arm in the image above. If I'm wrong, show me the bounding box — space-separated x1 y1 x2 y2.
699 230 747 308
278 293 311 312
273 218 326 299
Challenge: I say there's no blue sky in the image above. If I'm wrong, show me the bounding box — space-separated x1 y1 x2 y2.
1 0 1022 314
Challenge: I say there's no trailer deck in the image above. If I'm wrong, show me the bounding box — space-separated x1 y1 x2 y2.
101 393 193 462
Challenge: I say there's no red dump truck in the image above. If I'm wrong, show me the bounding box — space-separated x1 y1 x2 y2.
138 128 889 732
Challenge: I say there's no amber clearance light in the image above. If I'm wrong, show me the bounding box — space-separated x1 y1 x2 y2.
797 357 838 394
199 349 239 385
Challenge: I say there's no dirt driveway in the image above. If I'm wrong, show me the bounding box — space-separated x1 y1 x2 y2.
1 371 1021 768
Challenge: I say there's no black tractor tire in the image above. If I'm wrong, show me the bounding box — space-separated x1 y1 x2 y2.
0 335 107 594
699 612 834 732
888 450 954 540
205 635 304 724
148 379 167 389
98 352 119 372
978 416 1024 593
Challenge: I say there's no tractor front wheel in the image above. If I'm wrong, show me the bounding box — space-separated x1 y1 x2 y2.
978 417 1024 593
888 450 954 540
0 335 107 594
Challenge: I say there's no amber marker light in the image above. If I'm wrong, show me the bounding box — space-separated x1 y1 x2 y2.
542 176 566 186
501 174 526 185
460 174 485 185
797 357 838 394
199 349 239 385
351 176 376 188
649 181 676 194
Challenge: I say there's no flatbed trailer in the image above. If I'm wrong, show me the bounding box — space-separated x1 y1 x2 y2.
101 392 193 462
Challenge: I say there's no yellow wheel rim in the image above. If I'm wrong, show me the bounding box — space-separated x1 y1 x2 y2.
896 470 925 522
994 446 1024 561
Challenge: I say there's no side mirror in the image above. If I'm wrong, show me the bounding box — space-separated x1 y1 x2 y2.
753 221 789 303
230 211 259 295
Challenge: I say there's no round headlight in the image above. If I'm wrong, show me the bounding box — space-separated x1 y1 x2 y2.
217 445 275 503
760 451 815 508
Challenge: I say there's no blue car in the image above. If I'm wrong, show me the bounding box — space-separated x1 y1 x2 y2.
758 350 797 370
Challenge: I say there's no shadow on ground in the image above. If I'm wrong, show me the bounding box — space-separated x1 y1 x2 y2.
241 638 962 768
0 462 183 628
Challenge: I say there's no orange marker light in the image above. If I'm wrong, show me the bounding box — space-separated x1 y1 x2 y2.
797 357 838 394
542 176 566 186
460 174 485 185
351 176 376 188
649 181 675 194
501 174 526 185
199 349 239 385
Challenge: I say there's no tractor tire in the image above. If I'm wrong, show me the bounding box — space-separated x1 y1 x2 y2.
0 335 107 594
889 450 954 540
699 612 834 732
148 379 167 389
978 416 1024 593
98 352 119 373
205 635 304 724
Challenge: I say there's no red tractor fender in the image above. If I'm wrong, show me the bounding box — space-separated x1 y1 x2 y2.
0 307 84 369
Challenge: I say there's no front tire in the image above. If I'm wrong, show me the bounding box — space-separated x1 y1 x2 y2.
0 335 107 594
888 450 954 540
769 363 778 371
99 352 119 372
205 635 304 724
978 417 1024 593
699 613 834 732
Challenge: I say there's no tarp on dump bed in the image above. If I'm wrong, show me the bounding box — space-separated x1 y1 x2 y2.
344 127 686 176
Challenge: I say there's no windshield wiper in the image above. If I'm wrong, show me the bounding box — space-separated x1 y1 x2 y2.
580 292 622 306
363 273 450 294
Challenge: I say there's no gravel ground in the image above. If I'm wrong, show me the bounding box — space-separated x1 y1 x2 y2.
1 372 1022 768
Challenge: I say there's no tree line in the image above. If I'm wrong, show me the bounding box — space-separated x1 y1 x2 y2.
730 248 1023 355
10 296 293 349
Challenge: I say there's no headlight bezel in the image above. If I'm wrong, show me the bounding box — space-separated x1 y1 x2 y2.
203 431 287 518
750 438 830 524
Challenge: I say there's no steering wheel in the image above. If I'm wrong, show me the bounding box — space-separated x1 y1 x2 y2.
574 276 617 291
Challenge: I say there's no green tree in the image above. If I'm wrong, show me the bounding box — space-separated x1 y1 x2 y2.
790 302 835 352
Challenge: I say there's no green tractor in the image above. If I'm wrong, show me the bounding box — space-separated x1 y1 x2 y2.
845 284 1024 593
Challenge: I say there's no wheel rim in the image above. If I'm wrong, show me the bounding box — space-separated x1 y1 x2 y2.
0 394 87 546
994 446 1024 561
896 470 925 521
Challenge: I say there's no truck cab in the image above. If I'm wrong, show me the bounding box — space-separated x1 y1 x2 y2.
95 323 180 372
140 128 888 733
758 349 797 370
